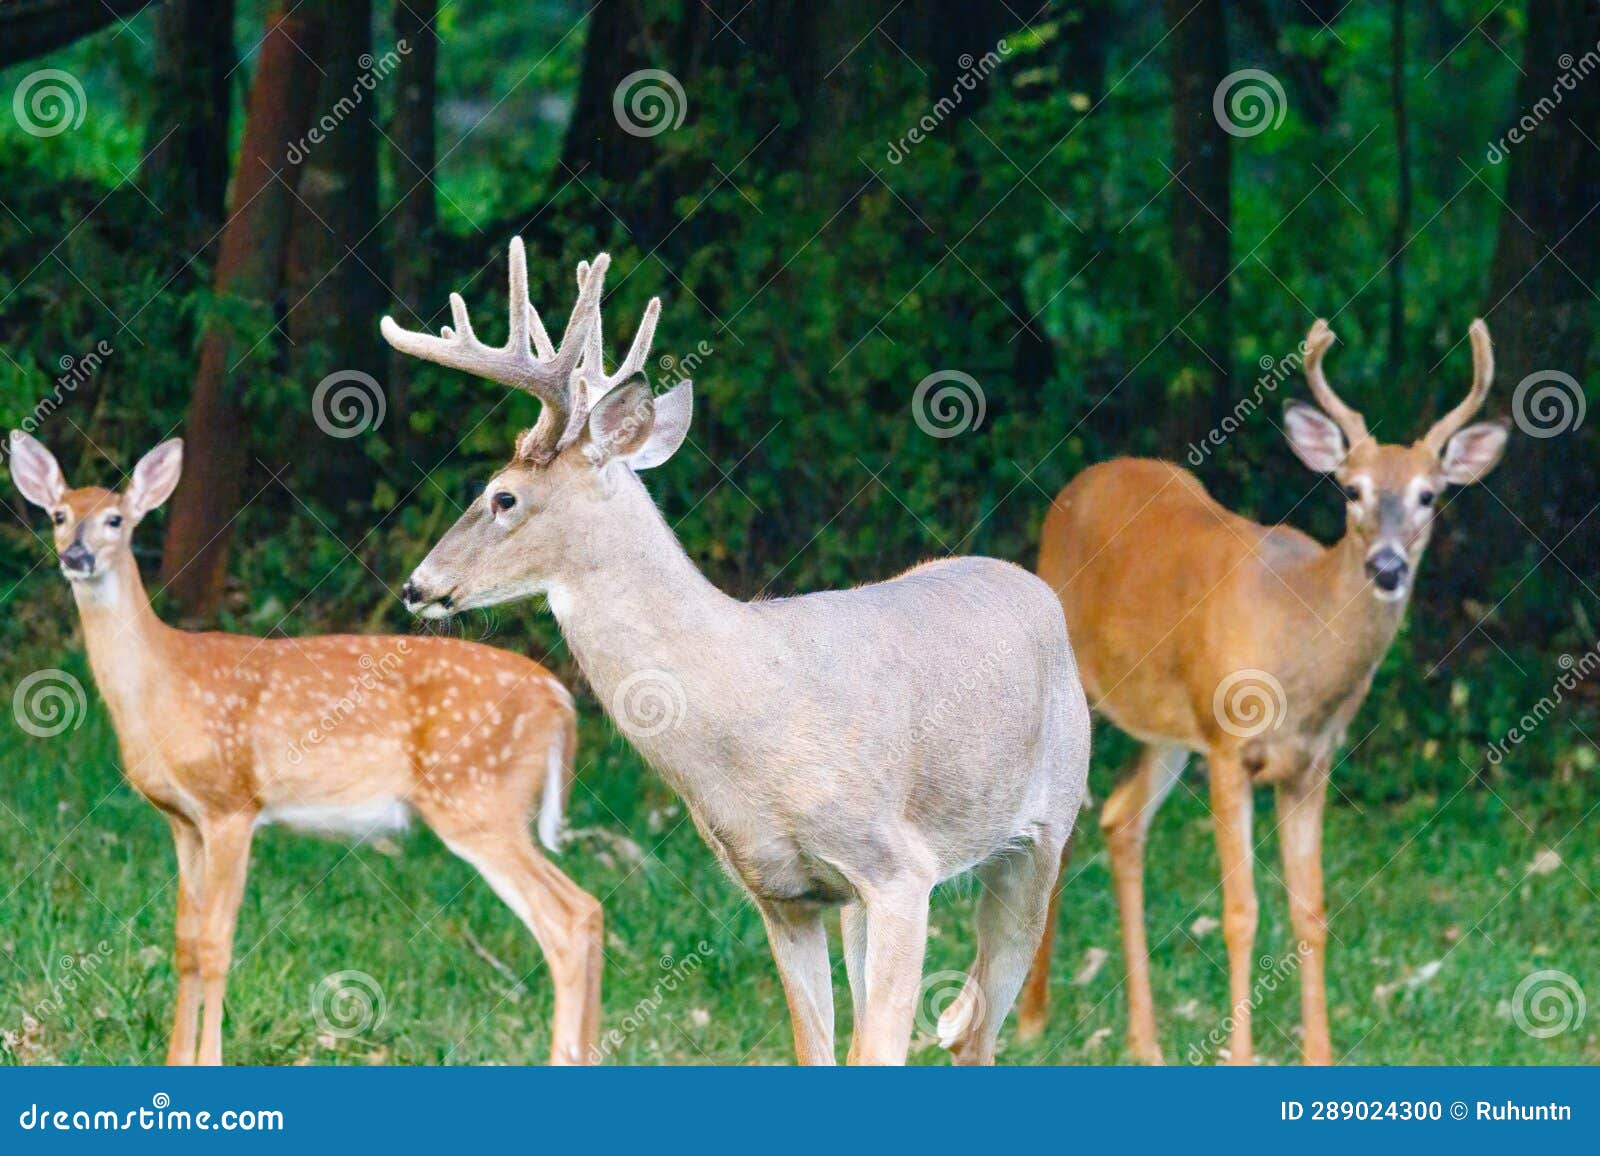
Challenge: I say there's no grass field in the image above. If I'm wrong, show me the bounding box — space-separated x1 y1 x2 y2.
1 648 1596 1066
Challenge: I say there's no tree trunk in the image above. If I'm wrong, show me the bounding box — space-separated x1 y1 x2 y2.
0 0 155 67
387 0 437 471
284 0 383 516
1164 0 1232 444
1387 0 1410 378
1479 0 1600 602
160 5 324 618
144 0 234 234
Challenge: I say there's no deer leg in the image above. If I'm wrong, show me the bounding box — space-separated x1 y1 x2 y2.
1102 743 1189 1064
756 899 835 1066
1276 764 1331 1065
848 879 932 1065
840 901 868 1045
165 814 205 1066
432 815 604 1065
195 813 255 1067
1208 750 1258 1065
1015 832 1076 1041
941 835 1066 1065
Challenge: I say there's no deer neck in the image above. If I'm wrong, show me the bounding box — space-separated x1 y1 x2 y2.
70 552 180 735
545 471 740 701
1289 530 1409 686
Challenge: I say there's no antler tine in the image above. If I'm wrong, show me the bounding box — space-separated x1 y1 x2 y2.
1424 319 1494 454
1302 318 1368 446
381 237 605 457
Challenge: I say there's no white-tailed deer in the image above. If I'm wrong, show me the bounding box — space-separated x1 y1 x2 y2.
384 238 1091 1065
1015 320 1508 1065
9 432 602 1065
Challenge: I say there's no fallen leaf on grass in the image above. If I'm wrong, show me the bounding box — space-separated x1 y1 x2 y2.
1373 958 1444 1004
1525 847 1562 876
1190 915 1220 937
1084 1026 1113 1050
1073 946 1109 986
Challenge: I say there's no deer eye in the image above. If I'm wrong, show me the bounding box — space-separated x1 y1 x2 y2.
52 511 66 526
107 514 123 528
493 491 517 511
1417 489 1435 508
1342 484 1361 502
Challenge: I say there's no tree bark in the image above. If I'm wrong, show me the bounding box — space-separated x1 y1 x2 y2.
144 0 234 233
284 0 383 515
1479 0 1600 597
387 0 437 471
160 5 324 618
1164 0 1232 444
1387 0 1410 378
0 0 156 67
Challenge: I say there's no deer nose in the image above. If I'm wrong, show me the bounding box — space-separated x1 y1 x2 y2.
1365 547 1409 593
60 542 94 575
400 577 454 612
399 579 420 606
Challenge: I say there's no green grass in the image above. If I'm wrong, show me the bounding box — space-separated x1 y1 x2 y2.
1 648 1596 1066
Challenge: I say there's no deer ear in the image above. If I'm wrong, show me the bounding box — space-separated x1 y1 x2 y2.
1439 418 1508 485
1283 401 1347 473
126 439 183 519
629 380 692 470
584 379 691 470
9 430 66 509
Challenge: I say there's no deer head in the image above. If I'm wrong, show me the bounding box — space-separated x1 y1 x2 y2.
10 431 183 586
384 239 693 617
1281 319 1509 602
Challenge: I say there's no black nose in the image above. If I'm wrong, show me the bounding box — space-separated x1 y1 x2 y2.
400 579 453 610
1366 548 1408 592
61 542 94 574
399 580 419 605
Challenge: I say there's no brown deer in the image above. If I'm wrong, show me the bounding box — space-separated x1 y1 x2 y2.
8 432 602 1065
1014 319 1508 1064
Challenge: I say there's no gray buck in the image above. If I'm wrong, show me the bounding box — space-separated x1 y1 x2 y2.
385 239 1092 1064
1015 319 1508 1064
